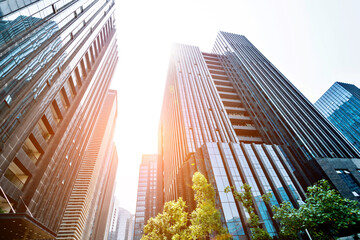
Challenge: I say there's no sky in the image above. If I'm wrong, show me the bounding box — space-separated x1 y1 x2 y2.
110 0 360 213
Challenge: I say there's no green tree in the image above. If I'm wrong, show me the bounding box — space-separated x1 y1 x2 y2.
225 184 272 240
141 198 189 240
141 172 232 240
189 172 231 239
273 179 360 240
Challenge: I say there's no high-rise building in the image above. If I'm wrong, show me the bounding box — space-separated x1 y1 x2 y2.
108 202 134 240
0 0 118 238
315 82 360 152
126 214 135 240
57 90 118 240
133 154 163 240
159 31 360 239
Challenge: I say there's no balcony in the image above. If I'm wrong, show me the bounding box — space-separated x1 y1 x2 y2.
209 69 226 76
218 91 239 100
203 52 219 59
210 72 228 81
213 78 232 87
216 85 235 93
203 55 221 63
229 114 252 124
222 98 243 108
224 106 247 114
232 125 258 135
237 135 263 143
206 63 223 71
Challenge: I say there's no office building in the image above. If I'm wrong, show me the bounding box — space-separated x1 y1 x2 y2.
57 90 118 239
315 82 360 152
108 202 134 240
0 0 117 238
159 31 360 239
126 214 135 240
314 82 360 200
133 154 163 240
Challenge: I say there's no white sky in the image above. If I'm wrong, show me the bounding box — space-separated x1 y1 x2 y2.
110 0 360 213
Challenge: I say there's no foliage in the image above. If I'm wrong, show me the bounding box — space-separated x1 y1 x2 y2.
190 172 232 239
143 176 360 240
141 198 189 240
273 179 360 240
225 184 272 240
142 172 232 240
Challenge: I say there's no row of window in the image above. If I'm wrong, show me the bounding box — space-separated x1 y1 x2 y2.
336 170 360 197
3 18 114 194
0 1 114 147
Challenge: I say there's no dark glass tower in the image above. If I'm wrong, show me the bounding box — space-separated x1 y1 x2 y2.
0 0 118 238
159 31 360 239
314 82 360 152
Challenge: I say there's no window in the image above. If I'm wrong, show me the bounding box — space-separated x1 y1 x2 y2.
4 159 31 190
67 77 77 98
97 35 102 49
50 100 62 123
85 52 91 68
60 88 70 109
0 196 14 213
37 116 53 141
90 46 96 62
22 134 43 164
93 40 98 57
80 59 87 78
75 67 83 86
337 170 360 196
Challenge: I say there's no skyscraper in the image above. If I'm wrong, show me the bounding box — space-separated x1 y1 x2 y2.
315 82 360 152
133 154 163 240
0 0 118 238
159 31 360 238
57 90 118 240
108 202 134 240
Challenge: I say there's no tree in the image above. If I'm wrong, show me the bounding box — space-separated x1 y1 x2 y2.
141 172 232 240
189 172 231 239
225 184 272 240
273 179 360 240
141 198 189 240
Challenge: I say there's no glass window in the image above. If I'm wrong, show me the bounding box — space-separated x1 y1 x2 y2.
4 159 30 190
67 77 77 98
37 116 53 141
50 100 62 123
22 134 43 164
337 170 360 196
60 88 70 109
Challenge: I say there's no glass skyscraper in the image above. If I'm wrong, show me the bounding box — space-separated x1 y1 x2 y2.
0 0 118 238
108 201 134 240
159 32 360 239
133 154 163 240
315 82 360 152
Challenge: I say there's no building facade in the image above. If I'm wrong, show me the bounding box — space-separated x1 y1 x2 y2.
133 154 163 240
57 90 118 240
159 32 360 239
315 82 360 152
108 202 134 240
0 0 118 238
